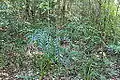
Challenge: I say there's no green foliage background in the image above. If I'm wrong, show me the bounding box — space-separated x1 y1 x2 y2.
0 0 120 80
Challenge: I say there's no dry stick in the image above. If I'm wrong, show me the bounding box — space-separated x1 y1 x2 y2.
114 4 120 44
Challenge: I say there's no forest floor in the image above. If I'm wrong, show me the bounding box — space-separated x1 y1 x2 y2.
0 64 120 80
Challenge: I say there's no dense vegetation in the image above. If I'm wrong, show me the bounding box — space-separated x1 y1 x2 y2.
0 0 120 80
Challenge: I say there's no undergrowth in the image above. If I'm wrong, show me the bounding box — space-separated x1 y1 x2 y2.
0 0 120 80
